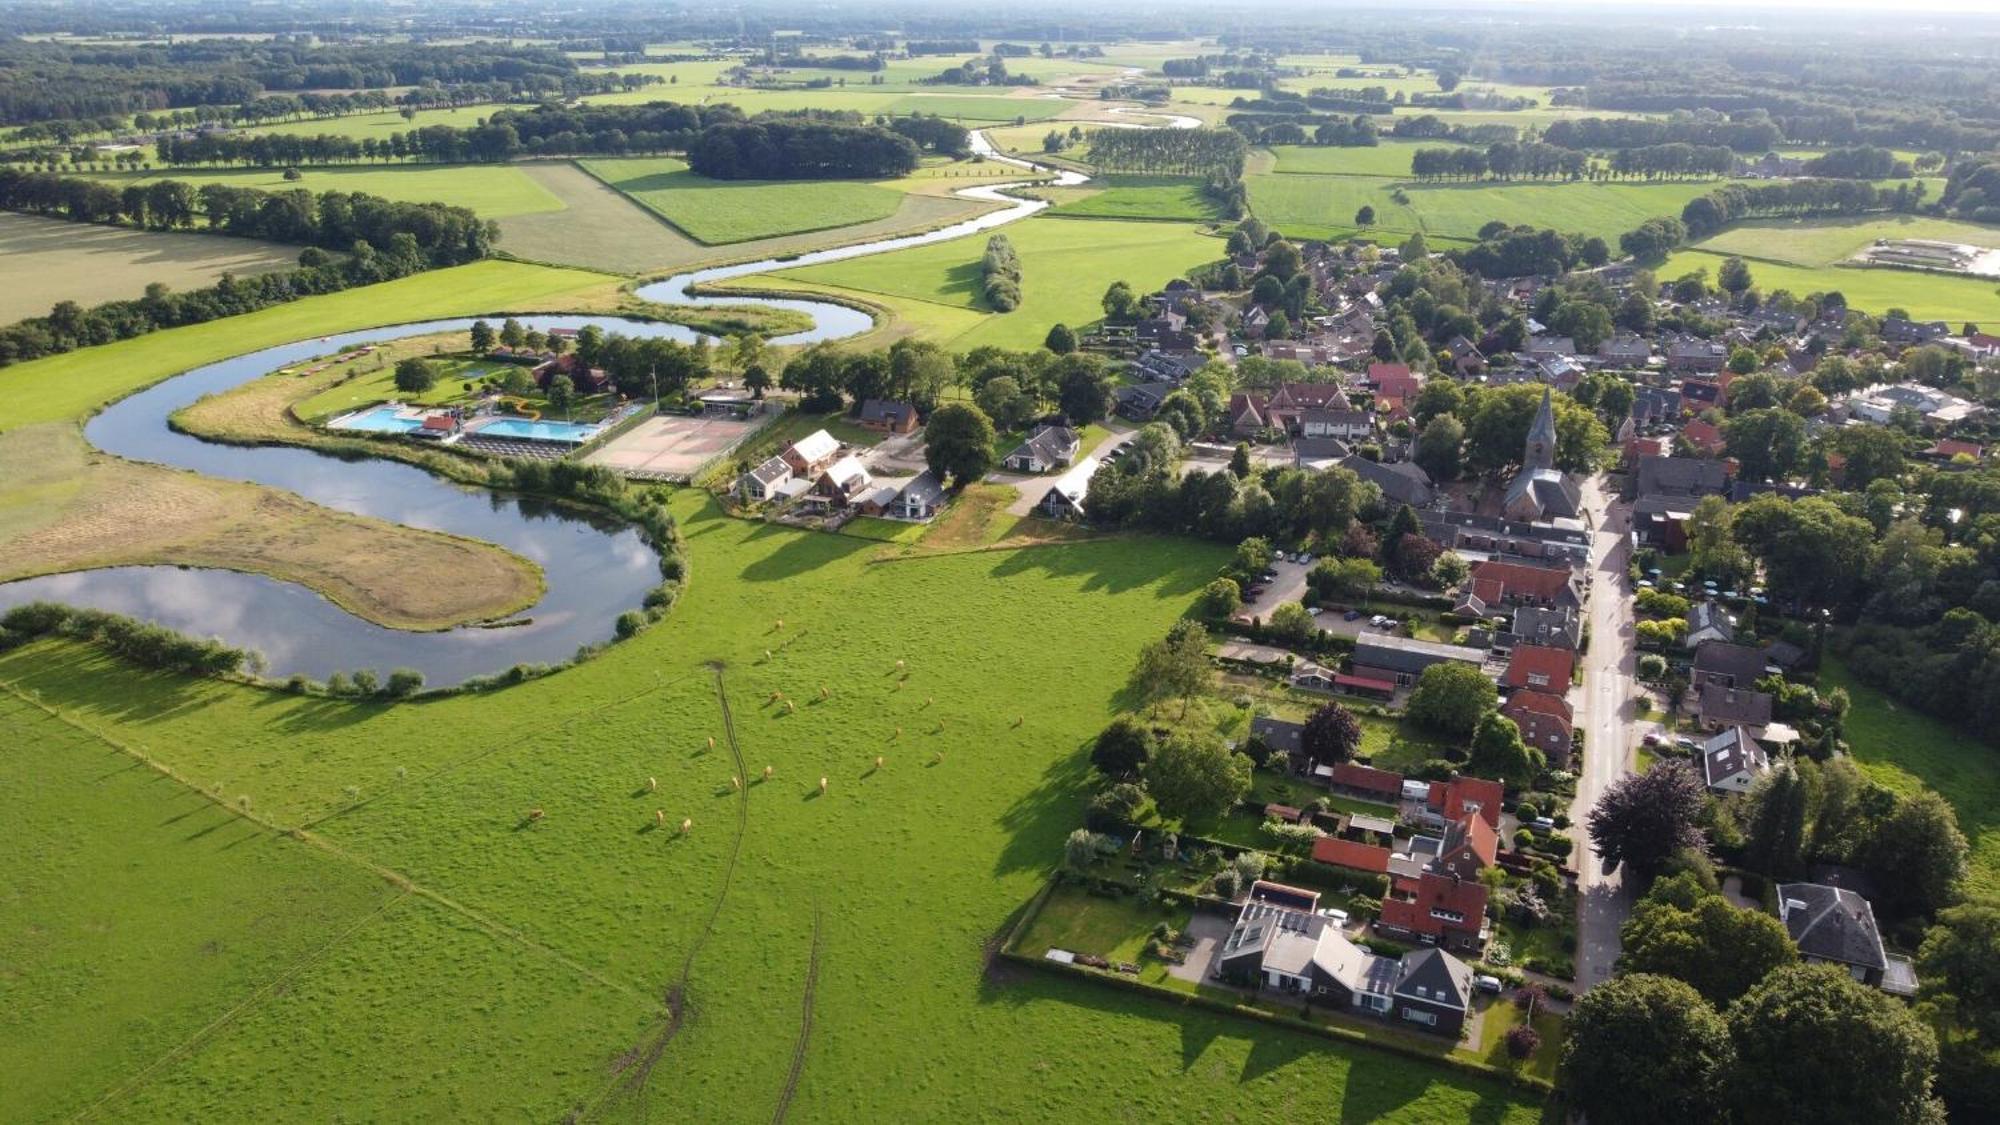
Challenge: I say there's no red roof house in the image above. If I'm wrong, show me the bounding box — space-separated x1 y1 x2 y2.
1681 418 1725 454
1426 776 1506 830
1311 836 1392 874
1503 644 1575 691
1379 871 1489 952
1328 762 1404 802
1433 814 1500 880
1468 560 1581 609
1503 690 1575 766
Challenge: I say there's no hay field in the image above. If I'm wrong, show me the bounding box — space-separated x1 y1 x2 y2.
0 212 300 323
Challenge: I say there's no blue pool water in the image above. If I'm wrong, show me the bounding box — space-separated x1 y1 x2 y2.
332 405 426 433
473 417 599 444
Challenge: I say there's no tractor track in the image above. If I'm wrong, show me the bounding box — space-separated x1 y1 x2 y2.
771 906 824 1124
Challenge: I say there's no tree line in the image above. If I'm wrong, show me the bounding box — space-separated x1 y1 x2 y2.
1409 142 1591 181
1541 115 1784 153
687 119 920 180
1087 127 1248 179
981 234 1022 312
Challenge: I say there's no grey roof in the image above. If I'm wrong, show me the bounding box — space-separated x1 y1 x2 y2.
1007 424 1080 466
1637 455 1729 498
1352 634 1486 676
1630 386 1683 423
1293 437 1352 464
1339 455 1434 507
1250 717 1305 756
895 470 945 508
1511 605 1581 649
1687 601 1735 645
1599 336 1651 360
858 399 918 426
745 455 792 486
1777 883 1888 972
1763 640 1806 669
1393 947 1473 1010
1698 682 1773 727
1527 335 1576 356
1218 901 1390 992
1694 641 1769 686
1700 727 1770 787
1504 467 1583 519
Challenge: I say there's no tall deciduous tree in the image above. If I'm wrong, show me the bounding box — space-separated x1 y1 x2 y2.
1727 964 1944 1125
1561 974 1734 1125
1300 701 1362 765
1131 621 1212 716
922 402 997 487
1144 730 1253 824
1618 873 1797 1005
1089 716 1153 780
1406 661 1497 737
1588 761 1709 885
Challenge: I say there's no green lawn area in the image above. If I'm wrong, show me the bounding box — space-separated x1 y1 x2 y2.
883 93 1075 121
233 103 510 142
754 215 1224 349
291 353 519 421
839 515 929 543
1821 655 2000 898
1692 214 2000 268
1011 883 1188 966
1660 249 2000 324
1268 141 1476 178
0 259 614 433
1045 175 1226 222
1475 1001 1565 1085
577 156 907 244
88 163 565 219
1359 712 1459 773
1247 172 1417 241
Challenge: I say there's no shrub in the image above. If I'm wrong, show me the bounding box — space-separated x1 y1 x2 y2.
615 610 648 639
383 668 425 698
1504 1024 1541 1060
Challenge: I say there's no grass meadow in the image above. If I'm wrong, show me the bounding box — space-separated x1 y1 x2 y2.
1691 214 2000 268
89 164 565 219
749 216 1224 349
0 486 1545 1121
578 157 907 244
1659 249 2000 324
1043 175 1226 222
0 212 300 323
1267 141 1476 178
1821 657 2000 898
1248 171 1735 245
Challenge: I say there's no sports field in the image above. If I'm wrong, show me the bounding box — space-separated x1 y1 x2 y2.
747 215 1224 349
0 211 301 323
1692 214 2000 268
582 412 767 479
0 486 1542 1122
1660 249 2000 324
90 163 565 219
578 157 907 244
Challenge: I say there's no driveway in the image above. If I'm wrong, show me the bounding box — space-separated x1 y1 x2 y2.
990 422 1137 516
865 430 929 474
1239 558 1311 620
1170 911 1235 986
1569 473 1638 991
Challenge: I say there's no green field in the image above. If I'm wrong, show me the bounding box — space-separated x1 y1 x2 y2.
1044 175 1225 222
578 157 907 244
234 103 511 142
0 490 1543 1120
1660 249 2000 324
1692 214 2000 268
0 260 614 432
1821 657 2000 898
1268 140 1476 178
751 216 1223 349
0 211 301 323
90 163 565 219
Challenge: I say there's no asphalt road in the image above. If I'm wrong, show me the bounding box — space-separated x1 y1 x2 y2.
1569 473 1638 991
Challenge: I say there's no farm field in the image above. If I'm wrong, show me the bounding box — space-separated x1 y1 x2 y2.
748 215 1223 349
1248 171 1740 245
0 211 301 323
233 102 508 142
1692 214 2000 268
1820 656 2000 898
1268 140 1475 178
89 163 565 219
0 488 1546 1121
1042 174 1225 222
578 156 906 244
0 259 618 432
1660 249 2000 324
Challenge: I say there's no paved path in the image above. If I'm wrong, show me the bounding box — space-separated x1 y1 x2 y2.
1570 473 1638 991
993 422 1136 516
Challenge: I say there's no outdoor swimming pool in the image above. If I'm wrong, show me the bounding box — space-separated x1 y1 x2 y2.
472 417 600 444
330 404 426 433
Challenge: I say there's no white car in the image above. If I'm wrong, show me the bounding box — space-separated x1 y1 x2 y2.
1369 615 1391 628
1475 975 1504 994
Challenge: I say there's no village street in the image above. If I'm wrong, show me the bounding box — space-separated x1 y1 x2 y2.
1570 472 1638 990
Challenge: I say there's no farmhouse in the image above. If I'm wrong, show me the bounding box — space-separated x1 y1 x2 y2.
857 399 920 434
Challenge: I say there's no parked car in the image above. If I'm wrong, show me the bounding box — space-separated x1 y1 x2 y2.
1531 817 1556 832
1369 615 1391 627
1475 975 1504 994
1344 609 1364 621
1641 732 1662 747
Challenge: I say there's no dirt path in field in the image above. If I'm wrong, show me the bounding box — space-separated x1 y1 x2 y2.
771 907 824 1124
0 423 543 630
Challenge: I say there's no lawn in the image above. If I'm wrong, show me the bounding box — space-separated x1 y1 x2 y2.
88 163 565 219
1659 249 2000 324
578 157 908 244
1821 655 2000 898
1044 175 1226 222
753 215 1224 349
1692 214 2000 268
0 259 616 432
1011 883 1189 966
0 211 300 323
0 499 1533 1121
1475 1001 1566 1086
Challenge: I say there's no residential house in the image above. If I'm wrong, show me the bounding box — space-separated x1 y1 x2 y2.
1423 776 1505 831
1420 512 1591 568
1699 727 1770 793
781 429 841 476
1389 948 1476 1037
1459 559 1583 616
1506 605 1582 651
1502 644 1574 692
1293 437 1351 470
1882 317 1950 345
1847 382 1980 429
1692 641 1770 689
1597 336 1651 366
738 456 795 502
1350 634 1487 687
1634 455 1731 550
1525 336 1577 361
1338 455 1434 507
1300 409 1374 442
1115 383 1167 421
1679 377 1724 414
1250 716 1305 759
1379 870 1489 953
1036 455 1101 520
885 471 946 521
1228 383 1351 437
1680 418 1725 455
1629 385 1684 428
1666 337 1730 374
1312 836 1393 876
810 455 874 510
1924 438 1984 463
1686 601 1735 648
1776 883 1914 994
857 399 920 434
1133 349 1205 383
1431 814 1500 881
1695 682 1774 733
1327 762 1405 804
1503 690 1574 766
1442 335 1487 377
1003 424 1081 473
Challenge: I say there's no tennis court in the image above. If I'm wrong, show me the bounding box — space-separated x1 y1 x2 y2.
581 411 767 479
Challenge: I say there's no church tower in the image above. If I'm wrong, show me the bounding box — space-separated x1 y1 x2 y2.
1524 386 1557 473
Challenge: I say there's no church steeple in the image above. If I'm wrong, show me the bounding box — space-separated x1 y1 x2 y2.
1524 385 1556 472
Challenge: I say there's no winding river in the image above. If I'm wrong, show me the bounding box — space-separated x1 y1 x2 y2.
0 125 1170 685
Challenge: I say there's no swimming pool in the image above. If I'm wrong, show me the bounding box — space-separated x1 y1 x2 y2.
472 417 600 444
330 405 425 434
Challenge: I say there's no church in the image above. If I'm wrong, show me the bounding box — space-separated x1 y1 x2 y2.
1500 387 1583 522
